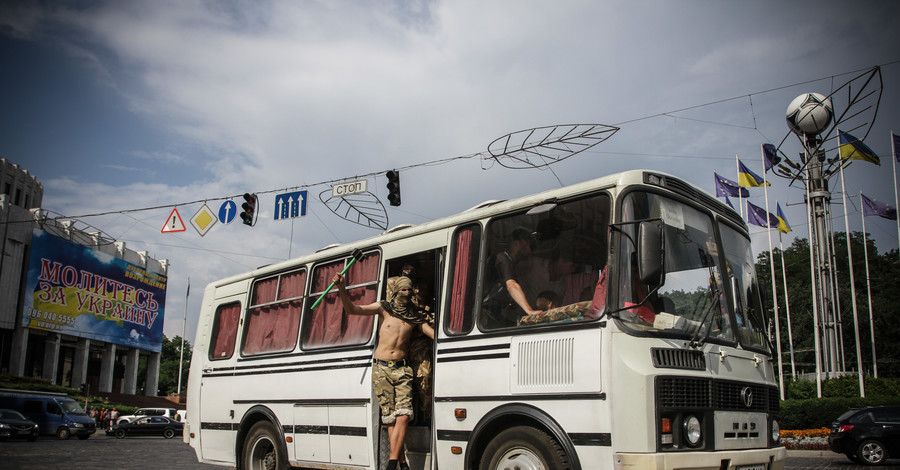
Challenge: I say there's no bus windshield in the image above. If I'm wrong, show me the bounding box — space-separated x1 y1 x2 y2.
615 191 769 353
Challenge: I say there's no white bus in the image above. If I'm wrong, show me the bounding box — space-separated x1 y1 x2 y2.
185 169 786 470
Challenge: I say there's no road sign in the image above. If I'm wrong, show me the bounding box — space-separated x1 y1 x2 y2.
190 204 218 237
332 179 368 198
274 190 307 221
218 200 237 224
161 208 187 233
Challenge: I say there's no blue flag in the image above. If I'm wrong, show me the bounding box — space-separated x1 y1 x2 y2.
747 201 778 228
762 143 781 172
715 172 749 198
861 193 897 220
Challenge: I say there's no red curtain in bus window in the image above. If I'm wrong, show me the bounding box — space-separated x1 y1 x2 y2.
252 277 278 305
303 254 378 348
243 275 301 355
304 262 342 347
210 302 241 360
448 228 474 333
278 270 306 299
342 254 378 343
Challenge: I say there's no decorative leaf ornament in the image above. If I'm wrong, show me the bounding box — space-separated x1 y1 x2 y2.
487 123 619 169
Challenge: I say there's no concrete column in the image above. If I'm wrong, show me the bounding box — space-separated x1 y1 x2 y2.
99 343 116 393
123 348 139 395
145 351 160 396
9 326 28 376
42 333 60 384
71 338 91 390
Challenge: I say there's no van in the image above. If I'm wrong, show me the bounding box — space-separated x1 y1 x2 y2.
117 407 178 424
0 395 96 439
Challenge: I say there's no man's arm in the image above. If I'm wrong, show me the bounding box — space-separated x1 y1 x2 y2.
506 279 541 316
333 273 381 316
418 322 435 340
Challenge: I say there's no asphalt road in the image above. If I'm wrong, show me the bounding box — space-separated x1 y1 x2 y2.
1 435 897 469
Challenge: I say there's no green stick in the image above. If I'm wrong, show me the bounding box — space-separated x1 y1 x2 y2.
309 249 363 310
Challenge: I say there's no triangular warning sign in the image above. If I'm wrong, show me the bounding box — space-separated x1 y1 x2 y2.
161 207 187 233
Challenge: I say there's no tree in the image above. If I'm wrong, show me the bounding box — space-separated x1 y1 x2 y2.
756 233 900 379
159 335 192 396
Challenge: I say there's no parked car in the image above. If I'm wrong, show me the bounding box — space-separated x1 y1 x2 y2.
0 395 95 440
0 408 40 441
116 407 178 424
829 405 900 465
106 416 184 439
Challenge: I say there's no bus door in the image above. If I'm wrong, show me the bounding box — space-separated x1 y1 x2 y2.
198 298 242 463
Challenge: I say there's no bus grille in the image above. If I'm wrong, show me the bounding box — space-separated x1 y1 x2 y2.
651 348 706 370
656 377 779 413
516 337 575 387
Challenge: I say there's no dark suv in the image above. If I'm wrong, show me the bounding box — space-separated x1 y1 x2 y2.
829 405 900 465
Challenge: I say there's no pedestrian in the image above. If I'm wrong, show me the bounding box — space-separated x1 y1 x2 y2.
100 408 108 429
89 407 98 424
110 408 119 426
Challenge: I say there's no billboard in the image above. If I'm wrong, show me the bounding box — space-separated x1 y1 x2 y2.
22 229 167 352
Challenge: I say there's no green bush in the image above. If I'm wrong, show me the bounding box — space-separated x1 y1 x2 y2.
779 376 900 429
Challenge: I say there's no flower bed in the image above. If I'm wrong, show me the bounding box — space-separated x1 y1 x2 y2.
780 428 831 450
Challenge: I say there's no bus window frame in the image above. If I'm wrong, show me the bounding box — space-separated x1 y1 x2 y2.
300 249 381 351
444 223 482 336
240 268 307 357
475 191 611 333
208 301 242 361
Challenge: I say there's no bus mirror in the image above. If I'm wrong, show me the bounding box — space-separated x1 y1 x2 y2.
637 221 665 288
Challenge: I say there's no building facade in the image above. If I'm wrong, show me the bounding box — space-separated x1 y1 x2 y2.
0 158 169 397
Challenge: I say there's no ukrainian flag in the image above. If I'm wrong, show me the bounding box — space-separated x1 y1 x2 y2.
738 160 769 187
775 203 791 234
839 130 880 165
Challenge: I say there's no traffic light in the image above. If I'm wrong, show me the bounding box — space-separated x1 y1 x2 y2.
385 170 401 206
240 193 258 226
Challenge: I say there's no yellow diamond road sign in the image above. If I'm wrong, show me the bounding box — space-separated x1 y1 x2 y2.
190 204 217 237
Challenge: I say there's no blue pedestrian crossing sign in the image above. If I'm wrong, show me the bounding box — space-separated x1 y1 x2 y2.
275 190 307 221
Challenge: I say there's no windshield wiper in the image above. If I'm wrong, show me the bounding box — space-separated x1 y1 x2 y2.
688 287 722 349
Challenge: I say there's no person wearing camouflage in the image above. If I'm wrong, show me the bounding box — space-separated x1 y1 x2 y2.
334 273 434 470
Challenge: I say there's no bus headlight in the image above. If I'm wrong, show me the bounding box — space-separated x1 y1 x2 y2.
683 415 702 447
771 419 781 445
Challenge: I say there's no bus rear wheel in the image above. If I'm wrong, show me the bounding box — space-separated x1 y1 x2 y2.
479 425 570 470
242 421 288 470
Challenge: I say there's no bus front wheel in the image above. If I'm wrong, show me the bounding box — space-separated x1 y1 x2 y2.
479 425 570 470
242 421 288 470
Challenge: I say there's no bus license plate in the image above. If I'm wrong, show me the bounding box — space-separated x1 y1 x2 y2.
737 465 765 470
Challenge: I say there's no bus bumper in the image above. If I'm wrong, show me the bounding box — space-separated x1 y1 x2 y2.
613 447 786 470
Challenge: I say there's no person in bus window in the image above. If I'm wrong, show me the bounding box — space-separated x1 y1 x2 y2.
484 228 542 325
333 273 435 470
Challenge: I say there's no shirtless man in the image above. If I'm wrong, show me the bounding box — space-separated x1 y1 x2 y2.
334 273 434 470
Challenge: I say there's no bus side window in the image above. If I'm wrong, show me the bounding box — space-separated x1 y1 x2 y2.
303 252 380 348
446 224 480 335
209 302 241 360
242 269 306 356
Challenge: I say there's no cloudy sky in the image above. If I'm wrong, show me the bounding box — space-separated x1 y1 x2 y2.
2 0 899 343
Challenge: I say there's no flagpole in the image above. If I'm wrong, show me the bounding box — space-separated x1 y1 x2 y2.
760 146 784 398
826 207 846 371
804 166 823 397
736 155 744 219
892 131 900 251
838 164 865 397
779 233 796 378
859 194 878 378
177 277 190 398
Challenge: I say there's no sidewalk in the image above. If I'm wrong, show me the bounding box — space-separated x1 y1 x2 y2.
787 449 832 458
